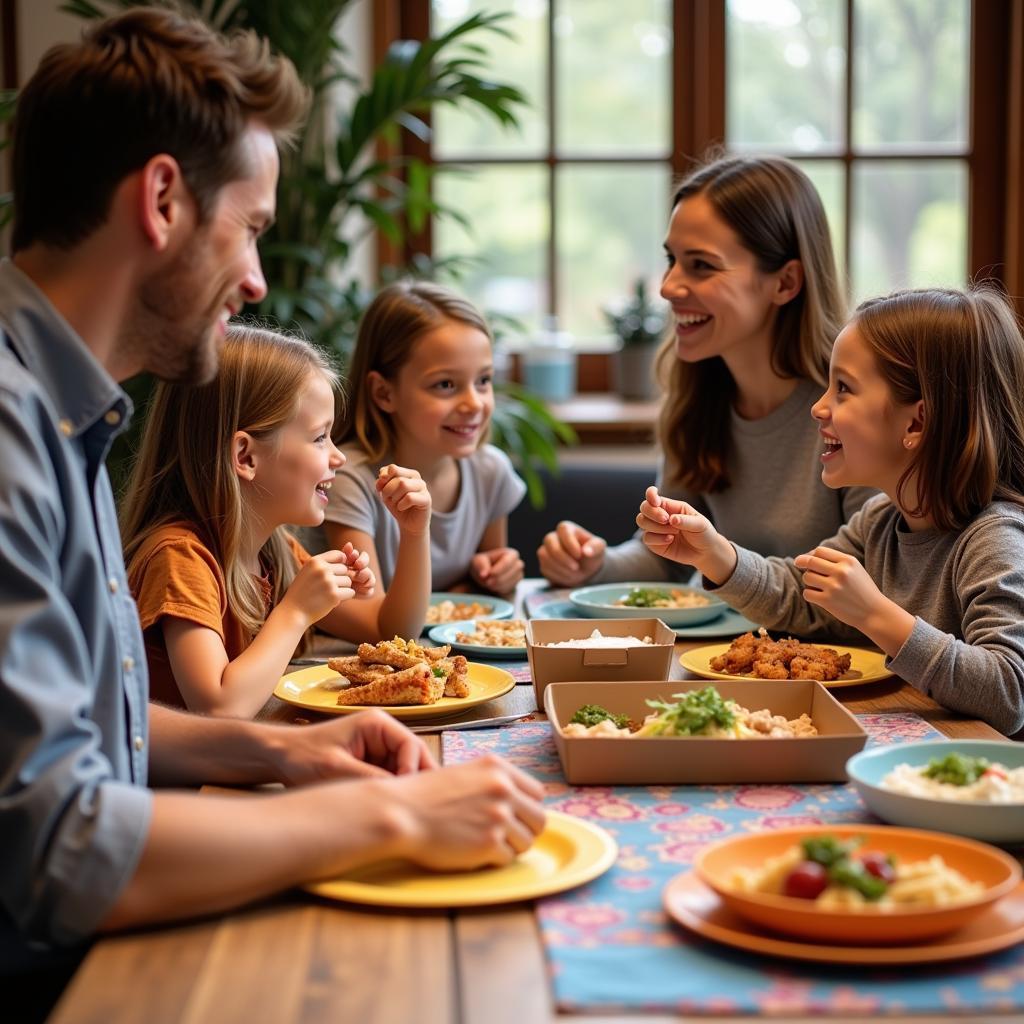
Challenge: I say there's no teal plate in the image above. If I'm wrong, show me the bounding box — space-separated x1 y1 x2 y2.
427 619 527 659
527 598 759 639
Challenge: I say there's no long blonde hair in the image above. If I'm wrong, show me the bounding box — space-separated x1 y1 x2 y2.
121 325 339 642
656 154 846 493
337 280 493 459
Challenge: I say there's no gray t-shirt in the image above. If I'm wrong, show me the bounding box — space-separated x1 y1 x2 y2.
715 494 1024 738
595 378 876 582
316 444 527 590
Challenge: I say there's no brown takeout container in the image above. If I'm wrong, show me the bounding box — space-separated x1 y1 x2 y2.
545 678 868 785
526 617 675 707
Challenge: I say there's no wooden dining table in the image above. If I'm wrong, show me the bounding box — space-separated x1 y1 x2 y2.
47 583 1016 1024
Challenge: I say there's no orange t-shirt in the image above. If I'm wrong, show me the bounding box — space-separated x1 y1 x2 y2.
128 523 310 708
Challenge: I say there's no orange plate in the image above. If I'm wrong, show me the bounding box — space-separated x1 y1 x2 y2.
664 872 1024 965
694 824 1022 945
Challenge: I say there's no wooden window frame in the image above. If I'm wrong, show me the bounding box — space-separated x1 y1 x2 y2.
380 0 1023 320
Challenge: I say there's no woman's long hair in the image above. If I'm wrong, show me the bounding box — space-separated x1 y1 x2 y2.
657 153 846 492
855 286 1024 530
121 325 339 641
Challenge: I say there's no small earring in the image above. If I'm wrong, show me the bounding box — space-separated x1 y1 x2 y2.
903 438 914 449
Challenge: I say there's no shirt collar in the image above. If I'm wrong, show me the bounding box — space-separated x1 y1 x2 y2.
0 259 132 438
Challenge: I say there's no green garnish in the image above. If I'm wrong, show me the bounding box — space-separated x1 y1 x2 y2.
827 859 889 901
569 704 630 729
431 666 446 678
799 836 893 901
801 835 860 868
641 686 736 736
923 753 990 786
618 587 668 608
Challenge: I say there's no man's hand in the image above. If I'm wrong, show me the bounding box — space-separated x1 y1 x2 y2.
470 547 524 594
271 710 437 784
537 521 607 586
387 754 547 870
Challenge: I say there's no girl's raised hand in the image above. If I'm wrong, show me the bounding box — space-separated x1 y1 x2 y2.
471 546 524 595
793 546 887 630
340 542 376 597
537 521 607 587
376 464 431 535
637 486 737 583
282 551 356 624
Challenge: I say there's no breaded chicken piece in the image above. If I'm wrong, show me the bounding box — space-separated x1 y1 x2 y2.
712 629 852 681
334 662 444 705
434 654 470 698
357 637 451 669
326 656 394 684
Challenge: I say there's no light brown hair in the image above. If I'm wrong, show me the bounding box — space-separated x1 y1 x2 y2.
656 153 846 492
121 325 339 644
12 5 308 251
338 281 493 459
854 286 1024 530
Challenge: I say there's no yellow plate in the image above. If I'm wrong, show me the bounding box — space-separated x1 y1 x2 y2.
274 661 515 719
305 810 617 908
679 642 893 689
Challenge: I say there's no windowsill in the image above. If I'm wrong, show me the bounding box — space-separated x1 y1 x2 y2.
548 392 659 445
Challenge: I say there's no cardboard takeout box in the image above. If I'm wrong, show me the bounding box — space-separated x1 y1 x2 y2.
526 617 675 706
545 678 868 785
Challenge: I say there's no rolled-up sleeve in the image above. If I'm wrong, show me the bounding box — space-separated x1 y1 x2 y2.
0 390 151 946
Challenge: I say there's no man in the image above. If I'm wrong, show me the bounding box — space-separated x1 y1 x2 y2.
0 4 544 988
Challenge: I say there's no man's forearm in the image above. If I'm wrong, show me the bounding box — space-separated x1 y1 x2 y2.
101 782 407 931
147 702 289 787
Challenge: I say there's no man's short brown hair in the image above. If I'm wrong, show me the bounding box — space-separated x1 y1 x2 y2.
12 5 308 252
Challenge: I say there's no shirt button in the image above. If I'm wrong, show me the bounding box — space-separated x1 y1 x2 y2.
104 409 122 426
134 735 144 752
123 656 135 672
108 577 119 594
59 419 73 437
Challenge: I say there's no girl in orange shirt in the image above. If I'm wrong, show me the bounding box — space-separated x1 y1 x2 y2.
122 325 431 717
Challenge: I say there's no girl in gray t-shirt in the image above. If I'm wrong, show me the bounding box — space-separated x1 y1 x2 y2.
639 286 1024 738
320 282 527 596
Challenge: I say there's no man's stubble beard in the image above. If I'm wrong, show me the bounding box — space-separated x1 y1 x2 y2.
131 229 223 385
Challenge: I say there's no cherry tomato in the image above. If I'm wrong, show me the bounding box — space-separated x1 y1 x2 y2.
782 860 829 899
858 851 896 884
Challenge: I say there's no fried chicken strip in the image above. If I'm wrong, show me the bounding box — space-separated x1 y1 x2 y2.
334 662 445 706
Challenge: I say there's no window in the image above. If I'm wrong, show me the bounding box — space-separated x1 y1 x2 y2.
389 0 1022 345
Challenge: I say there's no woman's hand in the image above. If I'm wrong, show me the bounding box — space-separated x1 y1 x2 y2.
339 542 375 597
281 551 355 624
376 464 431 536
537 521 607 586
471 547 524 594
636 487 736 583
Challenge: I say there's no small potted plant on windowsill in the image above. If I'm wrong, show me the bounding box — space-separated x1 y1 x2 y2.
604 277 667 401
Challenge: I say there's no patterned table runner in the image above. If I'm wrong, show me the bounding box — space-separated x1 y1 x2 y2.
444 714 1024 1015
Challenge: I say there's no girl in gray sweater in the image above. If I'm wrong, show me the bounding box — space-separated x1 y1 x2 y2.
539 154 874 587
638 286 1024 737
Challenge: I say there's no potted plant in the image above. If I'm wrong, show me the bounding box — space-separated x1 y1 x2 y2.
604 277 667 401
60 0 574 504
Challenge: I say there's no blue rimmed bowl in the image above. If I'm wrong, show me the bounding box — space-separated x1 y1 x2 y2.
568 582 726 628
846 740 1024 846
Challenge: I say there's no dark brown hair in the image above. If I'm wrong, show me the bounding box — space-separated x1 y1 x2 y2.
854 286 1024 530
656 153 846 492
338 281 493 460
12 5 308 251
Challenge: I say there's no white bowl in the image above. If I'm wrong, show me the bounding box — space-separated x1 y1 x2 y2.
846 740 1024 846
